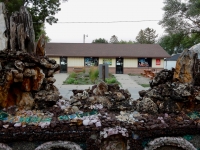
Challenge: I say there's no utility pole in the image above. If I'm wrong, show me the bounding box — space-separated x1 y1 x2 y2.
83 34 88 43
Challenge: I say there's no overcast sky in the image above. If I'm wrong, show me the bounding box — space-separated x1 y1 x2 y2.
45 0 166 43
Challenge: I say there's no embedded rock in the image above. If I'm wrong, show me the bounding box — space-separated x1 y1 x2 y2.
93 82 108 95
136 98 158 114
173 49 195 84
18 92 34 110
150 69 174 88
0 3 8 51
36 34 46 56
10 6 35 53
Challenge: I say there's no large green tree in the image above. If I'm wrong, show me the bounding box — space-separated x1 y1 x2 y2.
0 0 66 40
158 32 200 55
159 0 200 34
110 35 119 44
136 28 158 44
92 38 108 43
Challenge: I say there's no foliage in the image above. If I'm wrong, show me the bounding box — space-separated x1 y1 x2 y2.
0 0 65 40
38 24 51 42
158 32 200 55
136 28 158 44
89 67 99 83
69 72 77 78
105 78 117 84
140 84 150 87
65 77 75 84
159 0 200 34
92 38 108 43
128 73 141 76
63 72 119 85
110 35 119 43
119 40 135 44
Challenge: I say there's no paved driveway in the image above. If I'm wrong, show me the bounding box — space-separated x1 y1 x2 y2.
53 73 150 100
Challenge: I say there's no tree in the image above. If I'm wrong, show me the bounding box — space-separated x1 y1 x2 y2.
158 32 200 55
136 30 146 44
159 0 200 34
0 0 66 40
92 38 108 43
119 40 135 44
136 28 158 44
110 35 119 43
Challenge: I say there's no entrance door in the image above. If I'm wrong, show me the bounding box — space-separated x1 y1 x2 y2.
116 58 123 74
60 57 67 73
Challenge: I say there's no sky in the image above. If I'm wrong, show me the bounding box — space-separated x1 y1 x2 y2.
45 0 166 43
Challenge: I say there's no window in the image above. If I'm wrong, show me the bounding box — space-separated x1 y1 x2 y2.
84 57 99 66
138 58 152 67
103 58 112 65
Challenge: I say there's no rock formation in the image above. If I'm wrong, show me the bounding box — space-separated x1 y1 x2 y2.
0 3 60 110
135 43 200 114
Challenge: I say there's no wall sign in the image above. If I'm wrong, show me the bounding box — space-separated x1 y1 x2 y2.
156 59 161 65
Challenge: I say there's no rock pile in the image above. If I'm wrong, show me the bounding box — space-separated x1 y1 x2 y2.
0 3 60 110
134 46 200 114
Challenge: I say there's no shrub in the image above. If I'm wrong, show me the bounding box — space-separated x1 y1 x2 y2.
66 77 75 84
74 80 79 84
89 67 99 83
106 78 117 84
69 72 77 78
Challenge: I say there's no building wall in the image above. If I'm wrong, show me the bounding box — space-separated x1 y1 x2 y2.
48 57 165 74
152 58 164 68
68 57 84 67
124 58 137 67
164 61 177 70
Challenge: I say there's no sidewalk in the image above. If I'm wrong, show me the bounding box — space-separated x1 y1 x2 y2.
53 73 149 100
114 74 149 99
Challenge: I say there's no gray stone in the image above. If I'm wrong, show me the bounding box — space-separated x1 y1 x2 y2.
0 3 8 51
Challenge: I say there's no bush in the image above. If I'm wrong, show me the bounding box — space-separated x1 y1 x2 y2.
106 78 117 84
66 77 75 84
74 80 79 84
89 67 99 83
69 72 77 78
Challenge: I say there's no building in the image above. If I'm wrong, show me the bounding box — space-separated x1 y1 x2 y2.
164 53 181 70
45 43 170 74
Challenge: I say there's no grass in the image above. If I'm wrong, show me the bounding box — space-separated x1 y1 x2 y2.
128 73 141 76
63 68 119 85
139 84 150 87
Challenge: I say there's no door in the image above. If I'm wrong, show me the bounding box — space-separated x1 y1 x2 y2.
60 57 67 73
116 58 123 74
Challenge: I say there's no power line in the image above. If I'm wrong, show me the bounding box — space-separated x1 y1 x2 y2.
53 20 160 24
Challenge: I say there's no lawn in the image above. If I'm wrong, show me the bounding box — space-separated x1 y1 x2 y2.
139 84 150 87
63 67 120 85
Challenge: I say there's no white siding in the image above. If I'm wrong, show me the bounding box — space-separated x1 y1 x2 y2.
124 58 137 67
68 57 84 67
164 61 177 70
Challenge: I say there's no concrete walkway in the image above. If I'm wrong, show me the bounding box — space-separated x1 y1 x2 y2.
54 73 149 100
114 74 149 99
114 74 143 88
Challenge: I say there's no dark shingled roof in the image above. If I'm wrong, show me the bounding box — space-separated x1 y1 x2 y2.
45 43 170 58
165 54 181 61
